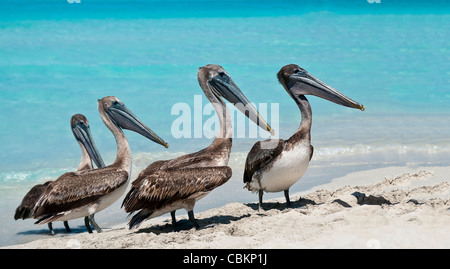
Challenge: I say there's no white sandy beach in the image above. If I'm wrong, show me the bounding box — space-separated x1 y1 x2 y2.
3 165 450 249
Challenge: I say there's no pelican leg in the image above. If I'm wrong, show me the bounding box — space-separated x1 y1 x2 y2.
170 211 177 225
63 221 71 232
48 223 55 235
84 216 93 234
88 214 102 233
258 190 265 211
284 189 291 207
187 210 200 229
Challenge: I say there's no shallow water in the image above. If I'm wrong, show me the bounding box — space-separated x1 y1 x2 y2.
1 0 449 247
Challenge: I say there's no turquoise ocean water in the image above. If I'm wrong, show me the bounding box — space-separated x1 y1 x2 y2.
0 0 449 247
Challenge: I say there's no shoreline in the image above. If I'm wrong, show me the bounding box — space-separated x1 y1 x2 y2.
3 165 450 249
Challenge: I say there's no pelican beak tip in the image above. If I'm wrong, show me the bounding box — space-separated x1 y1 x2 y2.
268 127 276 136
360 105 365 111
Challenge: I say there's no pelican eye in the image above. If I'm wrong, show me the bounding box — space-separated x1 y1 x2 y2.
112 100 121 107
218 71 226 77
293 69 306 76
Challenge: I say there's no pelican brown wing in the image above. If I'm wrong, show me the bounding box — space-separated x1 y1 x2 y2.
156 139 232 171
122 166 232 213
14 181 51 220
134 160 169 186
32 167 128 218
243 139 285 184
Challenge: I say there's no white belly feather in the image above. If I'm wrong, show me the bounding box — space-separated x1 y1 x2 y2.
255 142 311 193
147 192 209 220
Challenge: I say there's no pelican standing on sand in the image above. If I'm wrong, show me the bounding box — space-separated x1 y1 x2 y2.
71 114 106 233
244 64 365 210
14 114 105 234
122 64 274 229
32 97 168 233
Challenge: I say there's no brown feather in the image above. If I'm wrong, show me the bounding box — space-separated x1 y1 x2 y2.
14 181 51 220
123 138 232 212
243 139 285 184
161 138 231 170
123 166 232 213
33 167 128 217
134 160 169 186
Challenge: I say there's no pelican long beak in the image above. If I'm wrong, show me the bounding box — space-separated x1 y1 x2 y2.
208 72 275 135
72 121 106 168
289 71 365 111
106 101 169 148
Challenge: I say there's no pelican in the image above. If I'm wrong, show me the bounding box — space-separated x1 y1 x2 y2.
14 114 105 234
122 64 273 229
70 113 106 233
32 97 168 233
243 64 365 210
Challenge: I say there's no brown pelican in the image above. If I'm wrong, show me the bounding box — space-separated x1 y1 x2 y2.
122 64 273 229
32 97 168 233
243 64 365 210
14 114 105 234
70 114 106 233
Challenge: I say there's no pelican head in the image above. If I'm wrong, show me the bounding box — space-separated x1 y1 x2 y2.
277 64 365 111
98 96 169 148
198 64 275 135
71 114 105 168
